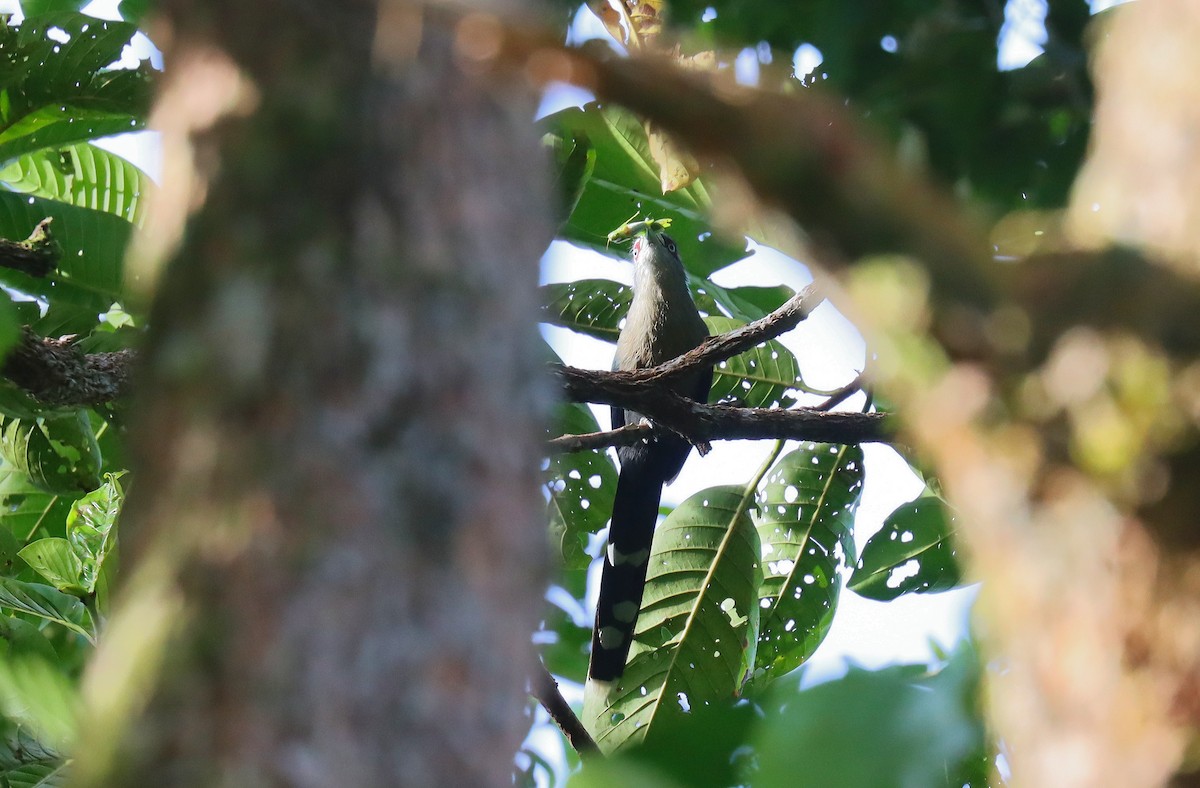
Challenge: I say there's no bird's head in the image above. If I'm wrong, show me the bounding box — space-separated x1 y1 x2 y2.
632 228 683 274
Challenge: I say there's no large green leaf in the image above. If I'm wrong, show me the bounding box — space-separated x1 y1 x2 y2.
584 486 761 753
0 193 132 304
0 412 102 495
704 316 804 409
540 104 749 276
750 443 863 688
0 14 151 162
0 652 77 750
849 493 962 601
751 648 985 788
0 577 93 641
0 142 150 224
17 538 82 594
540 278 630 342
545 402 618 570
64 470 122 594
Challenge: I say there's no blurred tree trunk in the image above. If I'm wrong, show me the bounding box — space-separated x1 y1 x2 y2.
76 1 552 785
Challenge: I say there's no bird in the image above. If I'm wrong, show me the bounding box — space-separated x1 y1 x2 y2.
586 225 712 688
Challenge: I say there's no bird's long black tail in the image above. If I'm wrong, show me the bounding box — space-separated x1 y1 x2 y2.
588 445 665 682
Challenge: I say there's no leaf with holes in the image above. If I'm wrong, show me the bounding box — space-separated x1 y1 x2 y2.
540 278 630 342
0 14 151 162
705 315 805 408
546 402 617 570
0 577 93 641
749 443 863 689
583 486 761 753
0 143 151 225
849 494 962 601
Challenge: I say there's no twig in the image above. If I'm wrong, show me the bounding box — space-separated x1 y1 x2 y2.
547 422 650 453
816 371 865 412
530 659 598 760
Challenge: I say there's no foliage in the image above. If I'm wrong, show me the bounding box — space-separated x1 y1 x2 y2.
530 0 1108 782
0 4 151 779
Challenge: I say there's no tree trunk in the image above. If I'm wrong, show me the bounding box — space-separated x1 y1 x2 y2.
76 2 552 784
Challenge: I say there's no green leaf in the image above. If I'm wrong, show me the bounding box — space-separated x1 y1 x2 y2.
19 1 90 15
0 142 151 224
65 470 122 594
721 284 797 321
849 494 962 601
17 538 82 594
540 278 629 342
752 649 985 788
0 105 143 164
750 443 862 688
0 193 133 308
0 652 78 750
0 412 102 495
0 729 65 788
0 577 93 641
545 403 617 570
0 461 73 543
704 316 804 409
547 127 595 225
584 486 761 753
540 104 749 276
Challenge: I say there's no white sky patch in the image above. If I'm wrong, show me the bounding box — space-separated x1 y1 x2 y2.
734 47 760 86
793 43 823 80
997 0 1047 71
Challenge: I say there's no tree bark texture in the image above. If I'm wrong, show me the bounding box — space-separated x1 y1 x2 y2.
77 1 552 785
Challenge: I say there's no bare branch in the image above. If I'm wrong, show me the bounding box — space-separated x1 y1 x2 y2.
547 423 650 454
530 660 598 760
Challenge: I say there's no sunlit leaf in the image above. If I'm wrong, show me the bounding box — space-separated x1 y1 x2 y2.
64 470 122 594
18 538 82 594
705 316 804 408
584 486 761 753
750 443 863 688
0 142 151 225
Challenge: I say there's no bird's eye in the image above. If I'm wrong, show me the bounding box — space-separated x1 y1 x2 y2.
666 239 677 255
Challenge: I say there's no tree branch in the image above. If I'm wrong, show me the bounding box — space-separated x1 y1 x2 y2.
625 285 822 385
547 284 889 445
530 660 598 760
2 327 135 406
0 219 61 278
552 367 892 444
